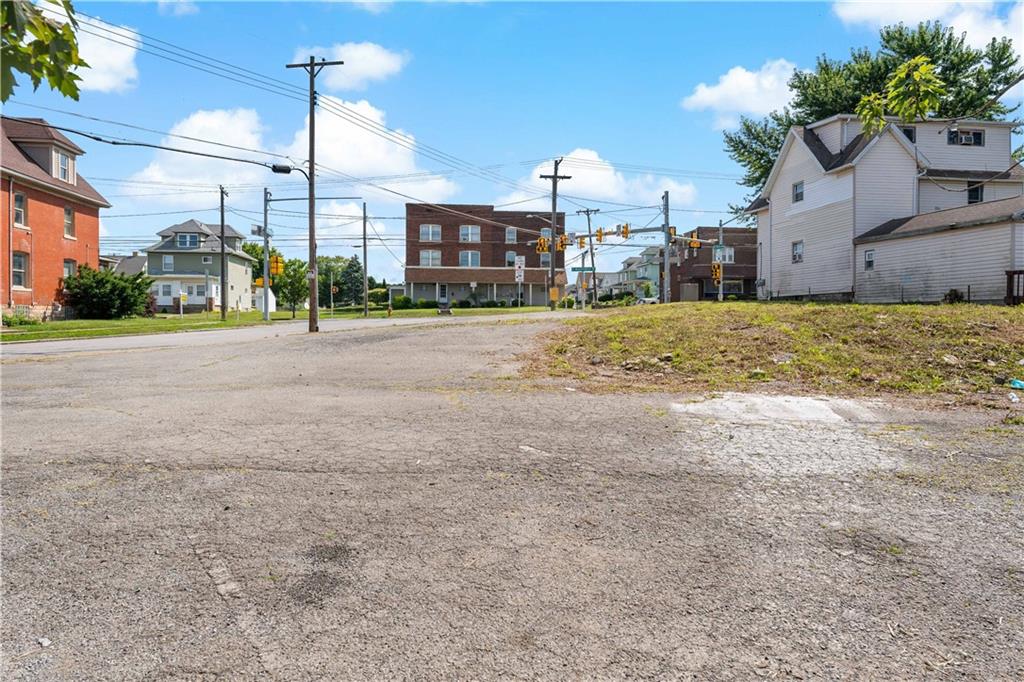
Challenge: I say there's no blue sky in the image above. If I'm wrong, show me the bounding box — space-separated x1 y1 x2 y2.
8 0 1022 282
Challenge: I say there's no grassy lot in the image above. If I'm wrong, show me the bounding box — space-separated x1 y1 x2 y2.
540 301 1024 397
0 306 552 343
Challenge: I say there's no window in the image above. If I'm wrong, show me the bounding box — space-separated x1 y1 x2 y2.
791 241 804 264
13 193 26 226
12 252 28 288
196 285 206 297
459 225 480 242
540 227 552 240
58 151 70 181
792 181 804 203
505 250 518 267
948 129 984 146
161 284 172 297
177 233 199 248
419 249 441 267
63 259 77 279
459 250 480 267
717 246 736 264
202 256 213 264
505 227 517 244
900 126 916 143
540 252 551 267
163 255 174 271
722 280 743 294
967 183 984 204
63 207 75 238
419 224 441 242
187 285 195 296
864 250 875 271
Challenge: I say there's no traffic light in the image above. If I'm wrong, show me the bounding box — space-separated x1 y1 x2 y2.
711 262 722 284
688 239 702 249
270 255 284 275
621 223 630 239
556 235 568 251
535 237 548 254
577 236 586 249
596 228 604 243
668 226 676 238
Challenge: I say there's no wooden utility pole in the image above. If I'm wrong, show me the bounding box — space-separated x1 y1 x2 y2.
540 158 570 311
576 208 600 308
219 185 228 320
362 202 369 318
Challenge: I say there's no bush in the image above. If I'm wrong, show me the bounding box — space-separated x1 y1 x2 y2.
392 295 413 310
498 300 507 307
943 288 966 304
144 293 157 317
598 293 614 302
560 295 576 309
457 299 472 308
62 266 154 319
482 299 498 308
417 299 438 309
367 287 388 304
2 312 40 326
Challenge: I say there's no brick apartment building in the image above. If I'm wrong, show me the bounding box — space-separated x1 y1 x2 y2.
403 203 566 305
2 116 110 317
671 226 758 300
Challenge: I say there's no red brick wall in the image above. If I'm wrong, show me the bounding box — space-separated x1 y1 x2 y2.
1 174 101 311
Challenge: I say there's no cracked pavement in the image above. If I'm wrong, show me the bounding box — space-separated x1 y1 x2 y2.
2 317 1022 679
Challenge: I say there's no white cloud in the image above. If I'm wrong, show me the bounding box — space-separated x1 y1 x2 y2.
681 59 797 130
494 149 698 213
52 10 140 93
157 0 199 16
833 1 1024 51
351 1 392 13
290 42 409 91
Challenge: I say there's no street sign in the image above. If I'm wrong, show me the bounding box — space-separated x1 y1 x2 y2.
514 255 526 271
306 271 316 281
571 266 595 272
180 294 188 303
515 269 524 283
331 286 338 294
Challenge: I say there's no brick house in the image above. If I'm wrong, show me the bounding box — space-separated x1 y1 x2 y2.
1 116 110 318
671 226 758 300
403 203 566 306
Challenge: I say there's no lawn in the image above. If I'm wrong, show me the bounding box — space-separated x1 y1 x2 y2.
0 306 553 343
540 301 1024 397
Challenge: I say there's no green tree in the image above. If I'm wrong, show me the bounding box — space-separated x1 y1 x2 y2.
62 265 153 319
2 0 89 102
315 255 348 307
367 287 388 304
277 258 309 319
857 56 947 135
339 254 364 304
724 21 1022 212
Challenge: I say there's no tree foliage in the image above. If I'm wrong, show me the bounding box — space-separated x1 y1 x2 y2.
276 259 309 318
316 255 348 306
339 255 364 305
857 56 946 135
62 265 154 319
724 21 1023 211
1 0 88 102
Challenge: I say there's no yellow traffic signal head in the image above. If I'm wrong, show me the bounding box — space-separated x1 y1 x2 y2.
596 228 604 243
577 236 586 249
621 223 630 239
688 239 702 249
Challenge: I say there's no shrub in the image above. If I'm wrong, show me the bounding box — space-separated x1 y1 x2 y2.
561 295 575 309
482 299 498 308
417 299 439 309
367 287 388 304
498 300 507 307
2 312 40 326
62 266 154 319
457 299 472 308
943 288 966 304
392 295 413 310
144 293 157 317
598 293 614 302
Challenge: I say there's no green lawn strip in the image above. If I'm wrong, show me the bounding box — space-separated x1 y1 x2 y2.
543 301 1024 396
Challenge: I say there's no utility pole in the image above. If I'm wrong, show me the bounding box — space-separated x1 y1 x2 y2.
576 208 600 308
540 158 570 311
330 269 335 312
219 185 228 320
287 55 344 333
362 201 369 318
718 218 725 302
262 188 272 321
662 191 672 304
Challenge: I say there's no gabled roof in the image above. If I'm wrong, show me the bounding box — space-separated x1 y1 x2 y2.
157 218 244 239
1 117 109 207
3 116 85 154
855 196 1024 244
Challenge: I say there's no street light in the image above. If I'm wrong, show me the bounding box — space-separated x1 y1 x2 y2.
272 163 309 181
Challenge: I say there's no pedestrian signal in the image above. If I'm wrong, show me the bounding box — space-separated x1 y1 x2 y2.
688 239 702 249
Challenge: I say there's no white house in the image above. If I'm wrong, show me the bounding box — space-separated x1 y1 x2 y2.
746 114 1023 302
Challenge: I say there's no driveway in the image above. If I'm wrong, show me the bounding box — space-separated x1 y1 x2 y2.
2 317 1021 679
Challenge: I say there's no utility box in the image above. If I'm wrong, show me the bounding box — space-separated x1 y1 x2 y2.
680 283 700 302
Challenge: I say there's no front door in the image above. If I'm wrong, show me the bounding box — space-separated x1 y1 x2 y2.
438 284 448 303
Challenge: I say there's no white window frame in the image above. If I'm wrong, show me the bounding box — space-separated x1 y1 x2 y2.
419 224 441 242
419 249 441 267
792 181 804 203
505 227 517 244
161 284 172 297
58 151 70 181
948 129 984 146
12 252 28 288
63 207 75 238
540 227 552 240
163 255 175 271
967 183 984 204
791 241 804 264
505 250 518 267
177 233 199 248
459 250 480 267
13 192 26 226
202 255 213 264
63 259 77 279
720 246 735 264
864 249 875 271
459 225 481 243
540 252 551 267
900 126 916 143
196 284 207 297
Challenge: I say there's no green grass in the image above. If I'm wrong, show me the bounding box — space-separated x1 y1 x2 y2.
0 306 552 343
539 301 1024 396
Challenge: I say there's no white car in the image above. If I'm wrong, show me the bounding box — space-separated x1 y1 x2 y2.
635 297 659 305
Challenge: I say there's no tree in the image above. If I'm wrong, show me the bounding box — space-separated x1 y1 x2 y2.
2 0 89 102
276 259 309 319
315 255 348 307
339 255 364 305
857 56 947 135
367 287 388 304
241 241 285 298
62 266 153 319
724 21 1022 212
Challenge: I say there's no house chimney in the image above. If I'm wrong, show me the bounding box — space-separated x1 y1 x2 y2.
132 251 139 257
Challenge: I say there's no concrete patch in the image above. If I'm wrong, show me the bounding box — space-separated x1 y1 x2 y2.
671 393 880 424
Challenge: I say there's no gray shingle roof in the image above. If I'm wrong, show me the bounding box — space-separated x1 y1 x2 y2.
157 218 244 239
855 196 1024 244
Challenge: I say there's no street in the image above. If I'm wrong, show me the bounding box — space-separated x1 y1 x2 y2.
2 318 1022 679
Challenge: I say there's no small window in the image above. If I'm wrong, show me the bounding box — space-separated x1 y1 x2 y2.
419 224 441 242
187 285 195 296
202 255 213 264
196 285 206 297
63 207 75 238
792 181 804 203
791 241 804 264
58 151 71 181
459 250 480 267
948 129 984 146
163 255 174 271
900 126 916 143
12 252 28 288
459 225 480 243
13 193 26 225
967 183 984 204
63 259 77 279
505 227 517 244
419 249 441 267
540 252 551 267
505 250 518 267
177 233 199 248
540 227 552 240
161 284 172 297
864 249 875 271
720 246 735 264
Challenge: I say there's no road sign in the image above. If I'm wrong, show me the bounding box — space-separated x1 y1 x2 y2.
571 266 595 272
331 286 339 294
514 255 526 271
180 293 188 303
515 269 524 283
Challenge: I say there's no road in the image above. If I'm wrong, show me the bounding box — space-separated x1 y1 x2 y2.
2 317 1022 679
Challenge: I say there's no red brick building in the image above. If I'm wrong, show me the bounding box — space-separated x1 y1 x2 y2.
403 203 566 306
2 117 110 317
671 226 758 300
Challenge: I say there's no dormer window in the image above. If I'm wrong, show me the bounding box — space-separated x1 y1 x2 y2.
899 126 916 143
57 151 72 182
177 233 199 248
947 129 984 146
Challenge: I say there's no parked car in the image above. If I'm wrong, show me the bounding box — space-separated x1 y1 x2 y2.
635 297 659 305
